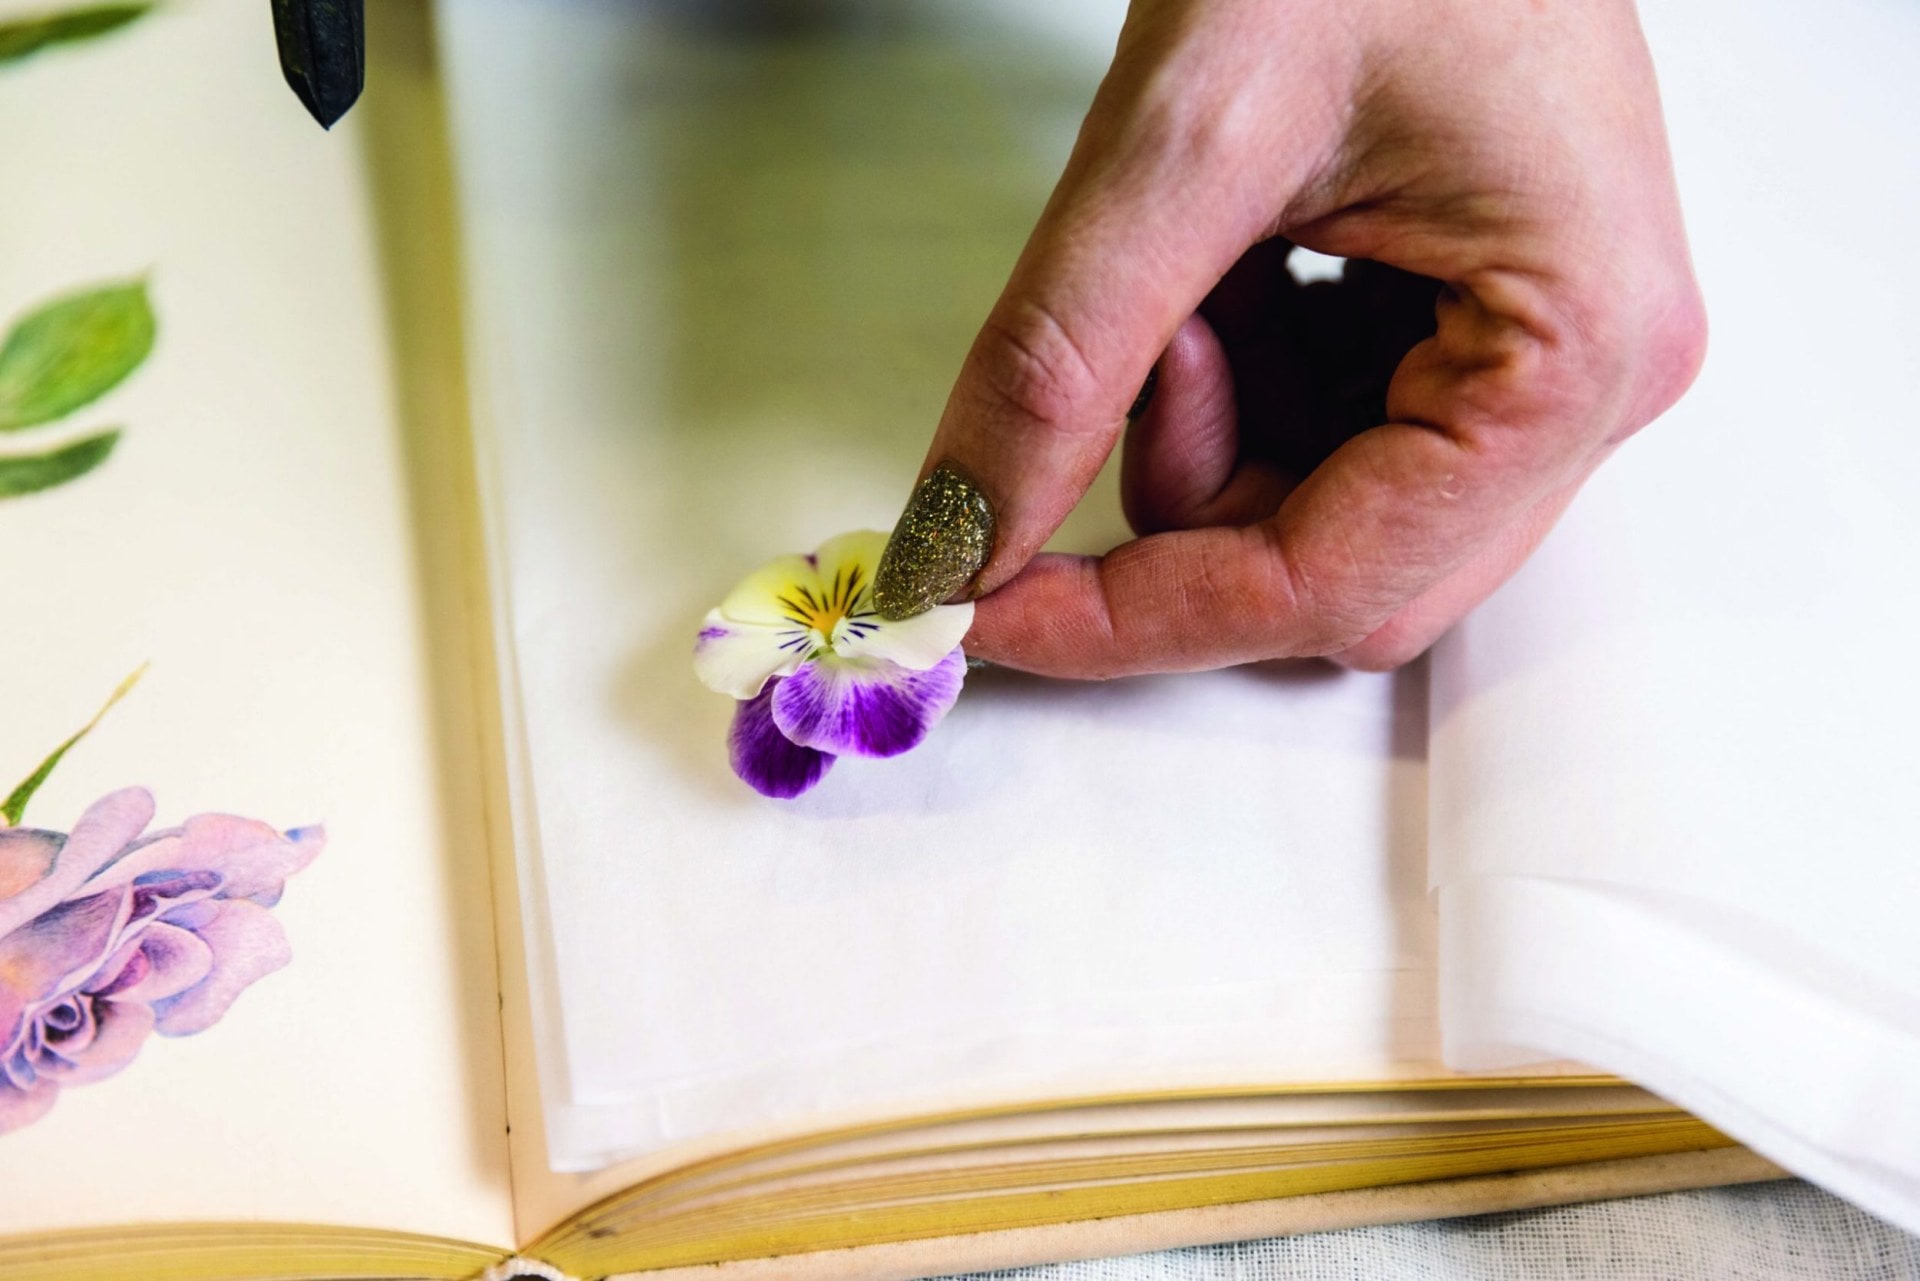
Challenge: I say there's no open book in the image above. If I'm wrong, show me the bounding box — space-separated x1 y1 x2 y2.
1 1 1910 1279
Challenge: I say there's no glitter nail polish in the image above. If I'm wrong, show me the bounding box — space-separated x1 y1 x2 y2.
872 464 995 621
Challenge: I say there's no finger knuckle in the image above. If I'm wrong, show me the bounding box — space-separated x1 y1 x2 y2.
1580 277 1708 447
1266 530 1396 656
1644 282 1710 413
1164 528 1370 660
1438 263 1710 455
972 299 1104 438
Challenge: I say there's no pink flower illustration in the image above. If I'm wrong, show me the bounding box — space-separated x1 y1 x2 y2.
694 530 974 798
0 787 322 1134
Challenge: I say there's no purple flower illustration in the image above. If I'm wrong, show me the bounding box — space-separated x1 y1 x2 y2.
0 786 322 1134
694 530 974 797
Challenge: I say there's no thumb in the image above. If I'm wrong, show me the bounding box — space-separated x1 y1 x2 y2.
870 23 1342 620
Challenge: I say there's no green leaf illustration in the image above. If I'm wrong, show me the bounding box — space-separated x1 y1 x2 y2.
0 281 154 432
0 4 151 66
2 663 147 827
0 429 121 499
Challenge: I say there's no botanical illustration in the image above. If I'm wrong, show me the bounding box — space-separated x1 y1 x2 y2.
0 280 154 499
0 4 149 66
695 530 974 797
0 678 323 1134
0 2 324 1138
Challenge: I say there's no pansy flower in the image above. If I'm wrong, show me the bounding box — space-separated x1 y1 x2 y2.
694 530 973 798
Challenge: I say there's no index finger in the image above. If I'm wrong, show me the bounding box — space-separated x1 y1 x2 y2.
867 19 1357 622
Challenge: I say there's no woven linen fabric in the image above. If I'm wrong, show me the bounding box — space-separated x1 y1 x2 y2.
940 1182 1920 1280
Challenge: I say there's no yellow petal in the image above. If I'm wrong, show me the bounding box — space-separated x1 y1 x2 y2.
811 529 888 595
718 553 822 627
714 531 891 640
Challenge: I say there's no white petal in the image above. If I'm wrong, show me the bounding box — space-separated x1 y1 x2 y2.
833 599 973 671
693 610 807 698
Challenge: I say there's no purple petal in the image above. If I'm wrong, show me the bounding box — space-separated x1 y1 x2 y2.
728 684 834 799
0 829 62 902
0 788 153 939
771 649 965 759
0 888 128 1042
91 923 214 1005
150 901 291 1037
127 869 222 927
3 1052 35 1092
82 935 145 997
48 998 154 1086
92 817 324 904
0 1078 59 1135
38 994 99 1062
159 900 220 931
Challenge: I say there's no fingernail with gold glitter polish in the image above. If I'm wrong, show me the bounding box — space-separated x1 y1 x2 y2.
872 463 995 621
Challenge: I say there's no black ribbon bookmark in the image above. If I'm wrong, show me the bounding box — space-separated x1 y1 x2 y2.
270 0 364 129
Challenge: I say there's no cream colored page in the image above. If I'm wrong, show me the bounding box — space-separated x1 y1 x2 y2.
442 0 1438 1180
0 1 511 1242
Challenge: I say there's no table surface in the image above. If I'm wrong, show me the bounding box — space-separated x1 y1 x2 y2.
941 1181 1920 1280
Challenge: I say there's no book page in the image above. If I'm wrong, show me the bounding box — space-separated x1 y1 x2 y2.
440 0 1443 1179
0 1 512 1244
1428 0 1920 1233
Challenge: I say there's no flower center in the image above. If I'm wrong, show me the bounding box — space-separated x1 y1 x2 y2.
41 996 88 1044
776 562 880 656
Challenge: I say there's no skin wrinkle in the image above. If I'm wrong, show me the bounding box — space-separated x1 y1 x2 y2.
1168 535 1241 651
1290 468 1440 615
1249 522 1315 651
1092 527 1293 673
1280 3 1384 230
1258 525 1361 661
1264 531 1354 658
973 299 1109 444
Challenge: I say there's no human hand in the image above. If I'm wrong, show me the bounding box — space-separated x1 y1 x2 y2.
869 0 1706 675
